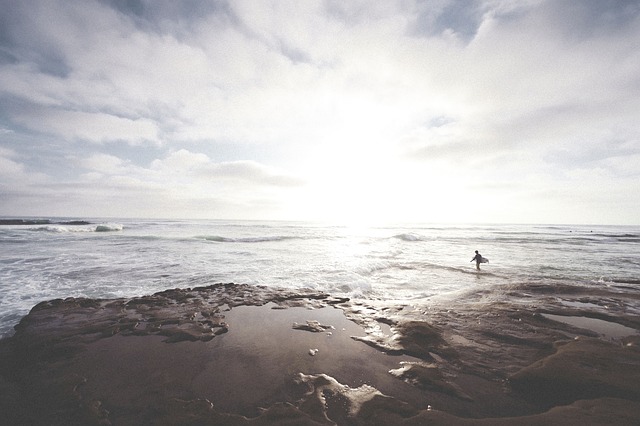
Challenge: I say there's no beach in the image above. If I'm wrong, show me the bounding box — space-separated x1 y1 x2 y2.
1 219 639 424
1 282 639 425
2 0 640 422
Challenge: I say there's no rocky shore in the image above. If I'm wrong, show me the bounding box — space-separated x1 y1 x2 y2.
1 283 639 425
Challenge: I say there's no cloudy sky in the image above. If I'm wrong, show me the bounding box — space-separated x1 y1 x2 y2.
1 0 639 225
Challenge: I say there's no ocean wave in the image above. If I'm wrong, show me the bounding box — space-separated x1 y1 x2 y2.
354 261 397 276
392 233 426 242
594 277 640 286
95 224 124 232
200 235 300 243
603 234 640 243
0 218 125 233
0 219 92 226
354 260 501 279
28 223 123 233
29 225 83 233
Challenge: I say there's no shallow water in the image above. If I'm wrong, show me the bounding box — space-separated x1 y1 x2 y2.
1 218 639 338
542 313 639 339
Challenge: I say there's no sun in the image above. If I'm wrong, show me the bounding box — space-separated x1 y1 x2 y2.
278 89 479 225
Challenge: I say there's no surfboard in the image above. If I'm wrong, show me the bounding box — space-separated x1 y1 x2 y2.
480 257 489 263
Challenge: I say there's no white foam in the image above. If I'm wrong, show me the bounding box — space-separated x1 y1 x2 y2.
295 373 383 416
393 233 425 242
95 223 124 232
27 223 124 233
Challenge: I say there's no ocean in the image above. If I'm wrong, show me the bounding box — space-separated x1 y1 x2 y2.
1 218 639 339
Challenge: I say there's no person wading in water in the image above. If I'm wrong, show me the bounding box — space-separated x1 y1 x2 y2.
471 250 487 271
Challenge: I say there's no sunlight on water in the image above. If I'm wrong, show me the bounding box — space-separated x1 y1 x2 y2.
1 218 639 338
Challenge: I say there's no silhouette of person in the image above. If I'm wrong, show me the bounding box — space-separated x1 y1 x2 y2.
471 250 484 270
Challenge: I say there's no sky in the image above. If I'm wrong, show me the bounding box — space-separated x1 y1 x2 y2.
1 0 639 225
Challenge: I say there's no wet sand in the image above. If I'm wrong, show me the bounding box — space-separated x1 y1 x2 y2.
1 283 639 425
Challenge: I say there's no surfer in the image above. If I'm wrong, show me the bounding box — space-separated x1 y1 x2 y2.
471 250 485 270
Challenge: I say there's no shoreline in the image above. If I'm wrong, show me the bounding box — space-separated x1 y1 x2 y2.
1 283 639 425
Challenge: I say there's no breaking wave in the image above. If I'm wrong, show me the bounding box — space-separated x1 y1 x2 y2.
200 235 301 243
392 233 427 242
95 224 124 232
29 224 123 233
0 219 91 226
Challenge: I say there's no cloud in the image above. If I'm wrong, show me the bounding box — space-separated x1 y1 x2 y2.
0 0 639 223
150 150 211 172
0 147 49 183
81 153 128 175
12 108 160 144
401 1 640 172
544 138 640 177
409 0 487 41
0 148 24 177
149 149 304 186
73 149 304 218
